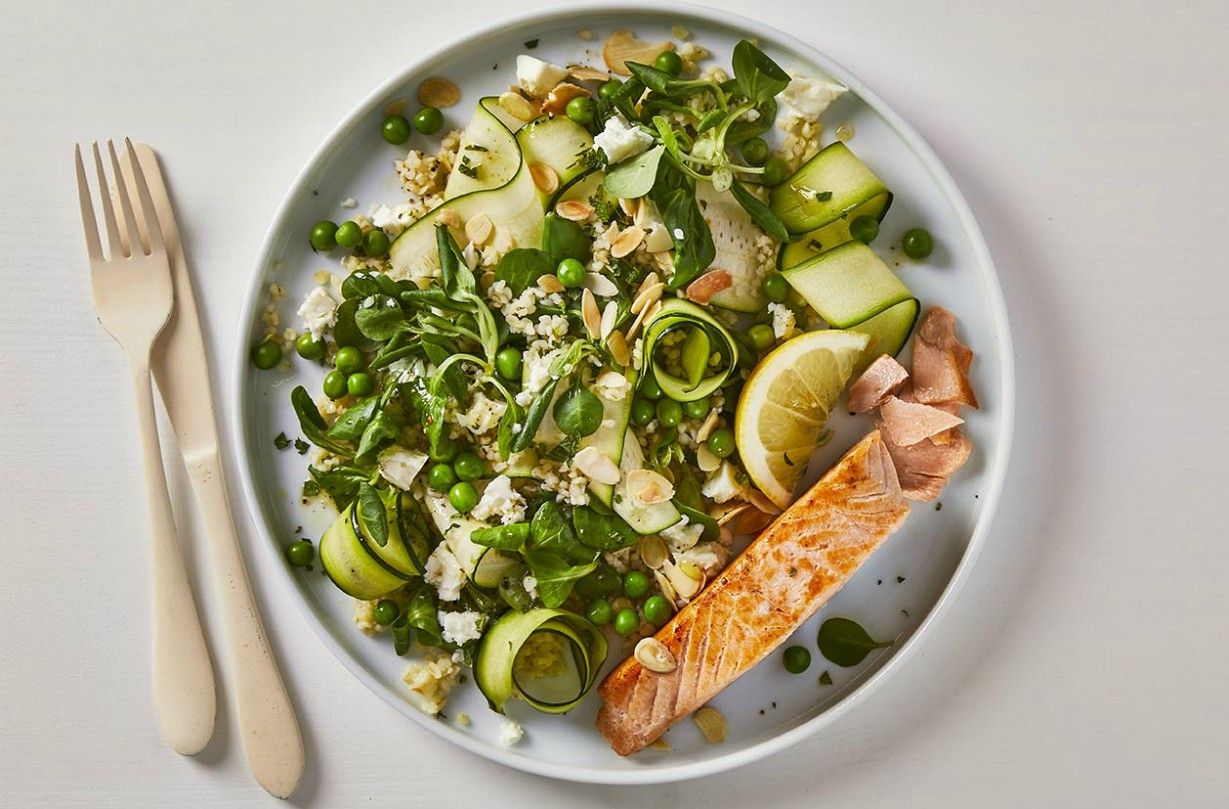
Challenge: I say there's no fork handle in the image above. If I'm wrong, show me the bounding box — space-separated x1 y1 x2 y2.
130 360 217 755
186 449 304 799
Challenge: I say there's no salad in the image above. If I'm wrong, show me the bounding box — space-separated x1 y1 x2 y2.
254 31 938 735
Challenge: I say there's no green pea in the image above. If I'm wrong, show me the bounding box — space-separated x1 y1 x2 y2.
630 397 655 427
761 156 788 186
381 114 412 145
413 106 444 135
322 370 348 399
285 539 314 567
426 462 457 492
428 433 459 463
902 227 934 259
654 50 683 76
565 96 596 126
335 220 363 249
454 452 486 482
556 257 586 288
622 570 651 600
640 595 669 627
783 645 811 674
761 273 788 303
683 396 710 420
334 345 364 374
448 481 478 512
346 372 374 397
655 398 682 428
373 599 400 625
748 323 775 349
251 340 282 370
309 220 338 251
850 215 880 244
295 332 326 360
707 427 735 458
364 228 391 258
585 598 613 626
598 79 621 99
741 136 770 167
613 607 639 637
495 346 523 381
640 374 663 400
576 565 621 599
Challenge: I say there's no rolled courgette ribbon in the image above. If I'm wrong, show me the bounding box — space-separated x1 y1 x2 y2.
642 298 739 403
474 607 608 714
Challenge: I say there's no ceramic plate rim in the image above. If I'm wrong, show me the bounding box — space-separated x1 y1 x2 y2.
231 0 1015 785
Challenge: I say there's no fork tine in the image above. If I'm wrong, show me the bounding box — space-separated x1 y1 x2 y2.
123 138 165 253
92 142 123 259
107 140 144 257
74 145 103 261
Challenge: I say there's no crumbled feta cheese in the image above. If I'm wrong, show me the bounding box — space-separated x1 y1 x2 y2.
522 575 539 600
593 116 655 165
702 461 746 504
516 55 570 97
779 75 847 120
471 475 527 525
439 610 484 646
594 371 631 401
402 649 462 716
340 197 357 208
377 447 428 491
674 542 727 575
424 544 467 601
456 391 507 435
662 514 704 551
371 203 416 229
768 302 797 340
297 286 338 341
499 718 525 746
352 599 381 636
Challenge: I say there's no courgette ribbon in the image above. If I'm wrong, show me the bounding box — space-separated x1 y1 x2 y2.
642 299 739 402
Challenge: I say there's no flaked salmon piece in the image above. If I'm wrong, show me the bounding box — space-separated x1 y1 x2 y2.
848 354 909 413
911 307 978 410
879 424 973 501
879 396 964 447
596 432 910 755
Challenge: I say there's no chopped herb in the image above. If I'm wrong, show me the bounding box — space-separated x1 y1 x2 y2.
934 501 943 511
301 479 320 497
457 156 479 179
819 670 832 685
771 701 777 709
294 437 310 454
787 566 797 577
524 38 539 49
782 452 794 467
901 609 910 618
293 525 303 534
808 239 823 251
877 579 882 585
896 576 905 583
758 709 765 715
274 432 291 450
491 63 498 70
465 144 490 152
816 190 833 201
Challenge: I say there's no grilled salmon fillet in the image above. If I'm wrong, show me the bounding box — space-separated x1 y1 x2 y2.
596 431 910 755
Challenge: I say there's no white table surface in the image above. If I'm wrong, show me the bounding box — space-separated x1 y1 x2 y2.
3 0 1228 806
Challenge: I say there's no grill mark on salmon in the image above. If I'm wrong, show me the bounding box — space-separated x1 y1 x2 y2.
596 432 911 755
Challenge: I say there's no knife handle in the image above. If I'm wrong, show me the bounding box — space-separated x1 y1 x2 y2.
187 451 304 799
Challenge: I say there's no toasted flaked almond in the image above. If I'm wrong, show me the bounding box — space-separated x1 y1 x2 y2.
731 505 773 535
647 738 672 751
634 638 677 674
626 299 661 341
435 208 463 228
568 64 612 82
627 468 674 506
630 281 664 315
653 569 679 604
540 82 591 116
608 329 631 366
538 273 565 294
653 251 675 274
740 487 784 515
418 77 461 108
555 199 594 221
695 443 721 473
635 271 661 299
662 560 704 600
603 30 676 76
638 535 668 569
693 706 727 744
573 445 620 485
464 212 494 246
695 408 720 443
672 24 691 40
530 163 560 195
685 270 734 304
618 196 640 218
498 91 538 122
584 272 619 298
581 288 601 339
600 300 619 340
611 225 645 258
643 226 674 253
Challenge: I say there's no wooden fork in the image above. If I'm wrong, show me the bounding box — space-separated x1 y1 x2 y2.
75 139 216 755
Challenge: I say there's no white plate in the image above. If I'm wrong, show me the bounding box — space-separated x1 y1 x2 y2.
233 1 1014 784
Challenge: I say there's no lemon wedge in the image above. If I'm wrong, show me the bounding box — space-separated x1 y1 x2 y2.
734 330 870 508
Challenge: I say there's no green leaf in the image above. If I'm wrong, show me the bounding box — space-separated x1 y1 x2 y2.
571 506 638 552
522 548 597 608
542 215 592 265
816 617 893 667
494 248 553 296
290 386 353 456
420 335 467 402
552 380 604 438
356 482 389 548
731 39 790 104
354 293 407 341
819 670 833 685
307 464 367 509
729 179 790 242
726 99 777 145
394 581 444 653
332 299 378 351
341 271 382 301
672 466 719 541
510 375 560 453
603 144 665 199
529 501 596 565
471 523 530 550
436 224 477 300
326 396 378 440
680 327 711 388
497 568 534 612
356 412 397 463
656 184 716 288
497 399 523 461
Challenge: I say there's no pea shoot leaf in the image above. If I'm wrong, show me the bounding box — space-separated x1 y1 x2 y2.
817 617 893 667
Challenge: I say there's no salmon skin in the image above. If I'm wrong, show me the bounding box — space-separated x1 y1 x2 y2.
596 431 911 755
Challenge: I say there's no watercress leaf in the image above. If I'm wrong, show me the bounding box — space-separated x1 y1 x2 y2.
522 547 598 608
494 248 553 296
729 179 790 241
497 399 523 461
510 375 560 453
571 506 639 552
726 98 777 145
394 581 443 652
404 374 448 456
354 293 407 341
603 144 665 199
731 39 790 104
436 224 477 300
419 335 468 401
290 386 354 455
816 617 893 667
326 396 378 440
470 522 530 550
529 500 596 565
610 76 645 120
652 116 683 163
399 287 459 311
356 482 389 548
541 214 592 265
340 271 382 301
671 466 720 541
552 380 604 438
356 411 397 463
307 464 367 509
658 186 716 288
332 298 379 351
